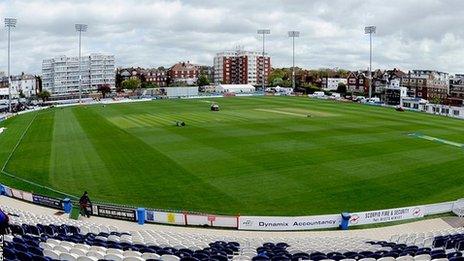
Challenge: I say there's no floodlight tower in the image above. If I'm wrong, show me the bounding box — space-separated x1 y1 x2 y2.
75 24 87 103
288 31 300 90
364 25 376 99
5 18 17 112
257 29 270 92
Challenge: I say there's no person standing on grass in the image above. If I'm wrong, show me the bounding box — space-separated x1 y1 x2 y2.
0 207 10 234
79 191 92 218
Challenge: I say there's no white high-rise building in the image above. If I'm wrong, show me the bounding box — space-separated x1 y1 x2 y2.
213 48 270 85
42 54 115 96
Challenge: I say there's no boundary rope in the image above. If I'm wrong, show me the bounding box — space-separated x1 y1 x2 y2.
1 111 38 172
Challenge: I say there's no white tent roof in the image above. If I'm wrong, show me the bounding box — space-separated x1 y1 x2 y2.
217 84 255 93
218 84 255 89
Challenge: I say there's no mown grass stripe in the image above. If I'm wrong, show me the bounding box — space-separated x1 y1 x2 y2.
1 111 39 172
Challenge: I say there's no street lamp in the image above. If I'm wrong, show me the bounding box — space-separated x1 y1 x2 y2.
364 25 376 99
5 18 17 113
75 23 87 103
257 29 270 92
288 31 300 90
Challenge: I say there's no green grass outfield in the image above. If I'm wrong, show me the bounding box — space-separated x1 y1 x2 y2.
1 96 464 216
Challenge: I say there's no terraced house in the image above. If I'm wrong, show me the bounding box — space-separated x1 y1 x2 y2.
169 61 201 85
449 75 464 102
401 70 449 101
346 71 368 94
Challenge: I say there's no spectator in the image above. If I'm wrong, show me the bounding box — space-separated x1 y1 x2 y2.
79 191 92 218
0 207 10 235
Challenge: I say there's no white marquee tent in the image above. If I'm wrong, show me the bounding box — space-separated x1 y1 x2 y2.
216 84 255 94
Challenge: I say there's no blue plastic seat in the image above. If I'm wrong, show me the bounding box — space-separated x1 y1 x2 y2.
253 256 270 261
4 247 17 260
32 255 51 261
309 254 327 261
193 253 210 260
10 225 25 235
211 255 228 261
448 252 463 258
382 252 399 258
16 251 33 261
430 249 446 255
14 242 28 252
180 257 200 261
433 237 446 248
270 256 290 261
431 253 447 259
44 225 56 236
13 237 25 244
28 246 44 256
67 225 80 234
292 252 309 260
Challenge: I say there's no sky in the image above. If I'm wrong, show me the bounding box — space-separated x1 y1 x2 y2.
1 0 464 75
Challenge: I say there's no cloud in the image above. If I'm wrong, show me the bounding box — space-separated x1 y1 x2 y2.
0 0 464 74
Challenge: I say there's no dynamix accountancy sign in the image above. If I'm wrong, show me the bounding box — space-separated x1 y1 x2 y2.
349 205 425 226
238 214 341 231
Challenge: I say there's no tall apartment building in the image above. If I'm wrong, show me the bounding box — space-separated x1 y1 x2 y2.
213 49 271 86
42 54 115 96
401 70 449 100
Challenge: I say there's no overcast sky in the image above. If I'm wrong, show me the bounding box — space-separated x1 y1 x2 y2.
1 0 464 75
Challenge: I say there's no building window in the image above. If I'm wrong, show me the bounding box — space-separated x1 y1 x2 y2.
454 110 460 116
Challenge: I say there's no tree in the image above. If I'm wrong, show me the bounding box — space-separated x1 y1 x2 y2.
37 90 51 102
280 79 292 87
268 69 286 86
336 82 347 94
97 84 112 98
122 78 141 91
197 74 210 87
271 77 283 86
19 90 26 98
300 83 321 94
141 81 158 89
429 96 442 105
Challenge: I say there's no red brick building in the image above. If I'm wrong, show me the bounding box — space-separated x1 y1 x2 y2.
169 61 201 85
116 67 168 88
346 71 368 94
214 49 271 86
401 70 449 101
